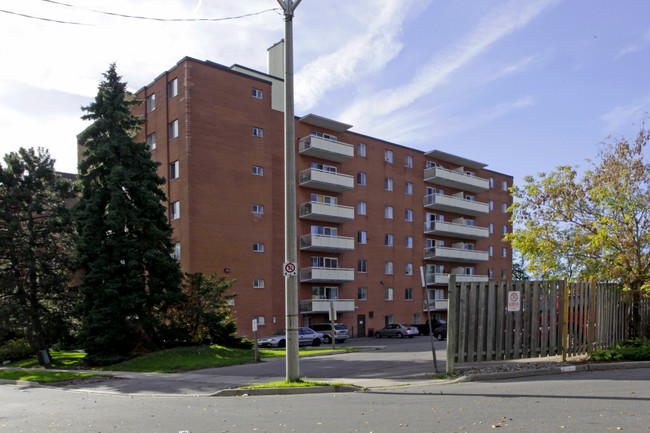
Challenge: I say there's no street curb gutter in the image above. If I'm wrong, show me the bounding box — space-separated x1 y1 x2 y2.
458 360 650 382
212 384 364 397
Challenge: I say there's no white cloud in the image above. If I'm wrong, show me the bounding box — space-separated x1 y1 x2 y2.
339 0 561 131
600 100 650 133
294 0 427 111
615 29 650 59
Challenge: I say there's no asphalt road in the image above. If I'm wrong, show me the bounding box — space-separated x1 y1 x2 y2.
2 367 649 432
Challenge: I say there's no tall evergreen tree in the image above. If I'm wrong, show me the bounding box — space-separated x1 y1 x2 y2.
0 147 77 364
75 64 184 364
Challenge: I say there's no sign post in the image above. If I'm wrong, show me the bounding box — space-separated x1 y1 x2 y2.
252 319 259 363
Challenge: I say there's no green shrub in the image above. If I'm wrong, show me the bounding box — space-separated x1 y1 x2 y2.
590 337 650 362
0 339 33 362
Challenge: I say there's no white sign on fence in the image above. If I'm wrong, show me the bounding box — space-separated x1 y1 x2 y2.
508 291 521 312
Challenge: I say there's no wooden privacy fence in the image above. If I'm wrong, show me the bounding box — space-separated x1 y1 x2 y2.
446 278 649 374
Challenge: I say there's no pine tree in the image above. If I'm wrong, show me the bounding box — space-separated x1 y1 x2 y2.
0 147 77 364
75 64 184 364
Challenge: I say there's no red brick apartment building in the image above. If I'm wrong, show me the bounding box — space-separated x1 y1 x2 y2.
132 42 512 339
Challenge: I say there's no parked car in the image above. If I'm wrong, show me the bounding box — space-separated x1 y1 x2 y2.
311 323 350 343
433 325 447 341
257 327 324 348
374 324 419 339
414 319 447 336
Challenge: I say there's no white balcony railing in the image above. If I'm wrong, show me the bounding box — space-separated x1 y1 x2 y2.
424 272 489 286
299 201 355 223
423 166 489 192
299 234 355 252
298 168 354 192
423 193 489 216
300 298 355 314
423 246 489 263
423 220 489 240
423 299 449 311
299 267 355 283
298 135 354 162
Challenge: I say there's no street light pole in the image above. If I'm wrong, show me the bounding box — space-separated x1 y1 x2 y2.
277 0 301 382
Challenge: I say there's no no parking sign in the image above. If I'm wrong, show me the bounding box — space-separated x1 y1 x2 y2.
283 262 297 276
508 291 521 312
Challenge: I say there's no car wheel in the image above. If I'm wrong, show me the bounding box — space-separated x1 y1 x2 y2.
375 332 381 338
278 339 286 348
396 332 403 339
312 338 321 347
323 335 332 344
434 332 443 341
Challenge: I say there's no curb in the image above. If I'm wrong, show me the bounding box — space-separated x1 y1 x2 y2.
458 360 650 382
212 384 364 397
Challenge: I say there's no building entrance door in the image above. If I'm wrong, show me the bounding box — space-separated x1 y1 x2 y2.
356 314 366 338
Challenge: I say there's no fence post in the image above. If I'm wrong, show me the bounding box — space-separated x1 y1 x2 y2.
561 280 569 362
447 275 457 375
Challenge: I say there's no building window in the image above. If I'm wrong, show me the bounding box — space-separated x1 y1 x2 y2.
311 130 337 141
405 181 413 195
252 88 263 99
357 201 367 215
357 142 366 157
384 234 393 247
385 314 394 326
488 268 494 279
502 203 508 213
405 209 413 222
168 119 179 140
312 286 338 300
385 205 393 219
171 242 181 260
405 155 413 168
489 200 494 211
405 288 413 301
384 149 393 163
357 172 366 186
385 287 394 301
253 279 265 288
252 204 264 214
489 246 494 256
252 165 264 176
384 177 393 191
146 94 155 113
405 236 413 248
358 259 367 273
502 247 507 257
358 287 368 301
253 243 264 252
489 223 494 234
489 177 494 188
169 161 179 180
147 132 156 150
501 269 507 279
502 225 507 235
413 313 421 324
255 316 266 326
357 230 367 244
252 127 264 137
502 180 508 191
385 261 393 274
168 79 178 99
170 201 180 220
405 262 413 275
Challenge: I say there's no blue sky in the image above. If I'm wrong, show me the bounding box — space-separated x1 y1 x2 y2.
1 0 649 185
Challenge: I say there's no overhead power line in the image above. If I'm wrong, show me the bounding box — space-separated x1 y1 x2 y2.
0 8 88 25
40 0 280 22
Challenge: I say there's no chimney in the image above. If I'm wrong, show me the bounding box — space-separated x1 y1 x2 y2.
267 40 285 79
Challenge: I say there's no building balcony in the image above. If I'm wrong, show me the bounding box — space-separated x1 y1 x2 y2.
300 298 355 315
299 234 355 252
299 267 355 283
423 166 489 193
298 135 354 162
423 220 489 240
424 272 490 286
423 246 489 263
423 193 489 216
298 168 354 192
299 201 355 223
423 299 449 312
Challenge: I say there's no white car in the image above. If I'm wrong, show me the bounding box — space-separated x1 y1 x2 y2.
374 324 419 339
257 327 324 348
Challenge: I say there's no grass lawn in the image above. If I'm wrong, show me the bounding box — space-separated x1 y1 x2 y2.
4 345 350 374
0 369 109 384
